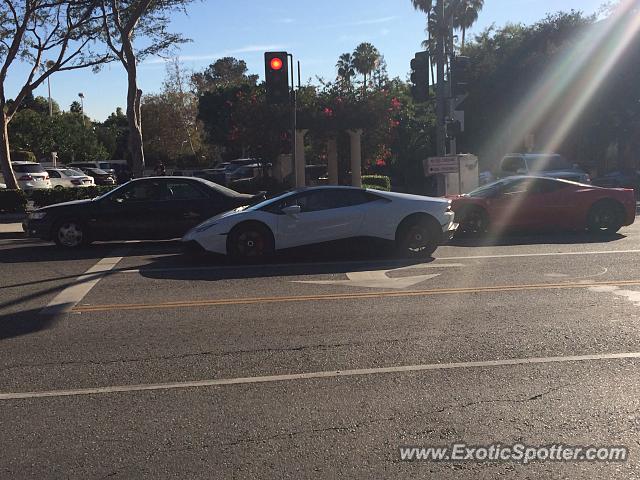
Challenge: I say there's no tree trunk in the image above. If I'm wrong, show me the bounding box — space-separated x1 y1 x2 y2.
462 28 466 49
0 109 17 190
428 12 435 84
127 68 145 178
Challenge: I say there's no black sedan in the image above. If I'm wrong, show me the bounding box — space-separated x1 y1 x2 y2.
23 177 265 247
82 167 117 186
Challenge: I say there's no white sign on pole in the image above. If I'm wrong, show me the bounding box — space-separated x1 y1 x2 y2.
424 156 459 175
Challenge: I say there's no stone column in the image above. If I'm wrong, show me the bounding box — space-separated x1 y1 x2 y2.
348 129 363 188
295 129 308 188
327 137 338 185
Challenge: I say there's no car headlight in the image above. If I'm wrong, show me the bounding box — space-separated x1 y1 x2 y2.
29 212 47 220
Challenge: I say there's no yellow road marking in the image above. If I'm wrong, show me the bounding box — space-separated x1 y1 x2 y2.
72 279 640 313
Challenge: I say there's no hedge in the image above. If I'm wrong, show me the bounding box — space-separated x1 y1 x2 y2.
30 186 117 208
0 189 28 213
10 150 36 163
362 175 391 191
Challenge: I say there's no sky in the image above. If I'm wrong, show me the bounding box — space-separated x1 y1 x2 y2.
8 0 606 121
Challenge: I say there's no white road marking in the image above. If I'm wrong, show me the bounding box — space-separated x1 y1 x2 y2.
294 262 465 289
437 249 640 260
40 251 127 316
2 351 640 401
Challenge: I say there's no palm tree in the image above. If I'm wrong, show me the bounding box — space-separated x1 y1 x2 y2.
411 0 435 83
454 0 484 49
336 53 356 88
352 42 381 92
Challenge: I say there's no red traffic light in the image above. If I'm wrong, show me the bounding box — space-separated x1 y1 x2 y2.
270 57 283 71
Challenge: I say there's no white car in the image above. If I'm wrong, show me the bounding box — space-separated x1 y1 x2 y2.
182 186 457 259
45 168 95 189
12 161 52 190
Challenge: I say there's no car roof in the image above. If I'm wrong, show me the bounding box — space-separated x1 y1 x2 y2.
11 161 39 165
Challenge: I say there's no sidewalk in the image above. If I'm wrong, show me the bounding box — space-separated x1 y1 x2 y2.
0 221 25 239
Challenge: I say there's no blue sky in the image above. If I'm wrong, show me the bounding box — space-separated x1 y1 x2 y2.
9 0 605 121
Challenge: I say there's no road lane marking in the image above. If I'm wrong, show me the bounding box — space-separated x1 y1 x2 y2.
2 351 640 401
437 249 640 260
40 251 128 316
71 279 640 313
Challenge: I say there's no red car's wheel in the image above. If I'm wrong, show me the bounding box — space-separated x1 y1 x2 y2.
458 207 489 234
587 200 625 234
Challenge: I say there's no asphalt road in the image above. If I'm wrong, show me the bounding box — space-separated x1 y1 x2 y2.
2 223 640 478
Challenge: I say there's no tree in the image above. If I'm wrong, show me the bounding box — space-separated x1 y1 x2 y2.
411 0 435 82
454 0 485 48
336 53 356 88
96 107 129 160
191 57 258 93
98 0 193 177
352 43 381 91
0 0 110 189
70 101 83 113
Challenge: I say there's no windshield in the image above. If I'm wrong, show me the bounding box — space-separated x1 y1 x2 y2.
525 155 572 171
466 179 509 198
13 163 45 173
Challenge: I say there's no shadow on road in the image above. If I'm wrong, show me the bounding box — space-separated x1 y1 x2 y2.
450 231 626 247
0 240 184 264
0 307 57 340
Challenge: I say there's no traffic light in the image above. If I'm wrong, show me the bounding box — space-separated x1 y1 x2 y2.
410 51 429 103
451 55 470 97
265 52 289 104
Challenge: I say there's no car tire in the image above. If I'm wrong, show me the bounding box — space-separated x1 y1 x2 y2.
54 185 64 191
587 200 625 234
227 223 274 261
396 216 440 258
53 219 91 248
459 206 489 234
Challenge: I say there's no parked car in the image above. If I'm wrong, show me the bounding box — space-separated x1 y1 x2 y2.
225 164 262 184
45 168 95 189
79 167 116 186
23 177 267 247
450 176 636 234
68 161 116 177
592 168 640 198
182 186 457 260
497 153 590 183
12 162 52 191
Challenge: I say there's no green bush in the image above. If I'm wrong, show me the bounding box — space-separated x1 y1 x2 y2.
362 175 391 191
0 189 28 213
10 150 36 163
30 186 117 208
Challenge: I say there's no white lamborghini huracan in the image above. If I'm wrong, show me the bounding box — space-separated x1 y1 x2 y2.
182 186 457 259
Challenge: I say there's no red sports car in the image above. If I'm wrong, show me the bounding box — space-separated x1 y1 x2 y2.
450 176 636 234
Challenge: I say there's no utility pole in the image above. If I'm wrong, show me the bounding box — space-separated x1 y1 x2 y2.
448 1 457 156
435 0 446 156
78 92 86 127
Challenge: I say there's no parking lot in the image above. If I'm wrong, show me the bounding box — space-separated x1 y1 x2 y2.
3 222 640 478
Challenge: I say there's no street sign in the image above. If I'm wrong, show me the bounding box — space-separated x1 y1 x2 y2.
424 156 460 175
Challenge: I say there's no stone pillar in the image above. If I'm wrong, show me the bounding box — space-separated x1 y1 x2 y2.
295 129 308 188
348 129 363 188
327 137 338 185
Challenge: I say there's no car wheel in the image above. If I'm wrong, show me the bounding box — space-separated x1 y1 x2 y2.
227 223 274 261
396 217 439 258
587 200 624 234
459 207 489 234
54 185 64 191
53 220 90 248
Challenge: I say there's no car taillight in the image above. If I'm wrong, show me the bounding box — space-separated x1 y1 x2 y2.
18 175 33 181
71 179 82 185
44 174 49 180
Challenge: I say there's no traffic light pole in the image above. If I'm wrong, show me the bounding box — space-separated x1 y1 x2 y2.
435 0 446 157
288 54 297 188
